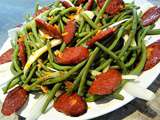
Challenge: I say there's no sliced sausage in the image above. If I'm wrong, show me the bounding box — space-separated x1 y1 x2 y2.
55 46 89 65
54 93 87 116
60 0 73 8
1 86 28 116
88 69 122 95
33 7 49 18
144 41 160 70
63 20 76 44
17 36 27 67
35 18 62 39
0 48 13 64
142 6 160 26
76 0 87 6
97 0 124 15
86 0 94 10
86 28 115 47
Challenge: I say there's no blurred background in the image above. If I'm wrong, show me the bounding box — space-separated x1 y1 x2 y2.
0 0 53 47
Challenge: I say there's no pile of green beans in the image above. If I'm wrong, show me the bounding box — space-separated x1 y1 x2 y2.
3 0 160 114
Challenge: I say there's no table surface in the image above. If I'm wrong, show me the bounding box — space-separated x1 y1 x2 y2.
0 0 160 120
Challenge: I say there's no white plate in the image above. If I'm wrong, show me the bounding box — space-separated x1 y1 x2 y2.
0 0 160 120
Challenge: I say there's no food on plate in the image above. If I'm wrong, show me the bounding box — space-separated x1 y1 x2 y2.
55 46 89 65
0 48 13 64
86 28 115 47
17 36 27 67
1 0 160 118
63 20 76 44
144 41 160 70
97 0 125 15
88 69 122 95
54 93 87 116
141 6 160 26
1 86 28 116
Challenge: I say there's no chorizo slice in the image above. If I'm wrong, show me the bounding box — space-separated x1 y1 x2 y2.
86 0 94 10
63 20 76 44
33 7 49 18
141 6 160 26
55 46 89 65
88 69 122 95
144 41 160 70
17 36 27 67
54 93 87 116
76 0 87 6
60 0 73 8
0 48 13 64
97 0 124 15
35 18 62 39
86 28 115 47
1 86 28 116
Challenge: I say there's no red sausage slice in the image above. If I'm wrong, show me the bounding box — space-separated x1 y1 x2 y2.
33 7 49 18
76 0 87 6
0 48 13 64
86 28 115 47
17 36 27 67
35 18 62 39
55 46 89 65
60 0 73 8
144 41 160 70
86 0 94 10
63 20 76 44
54 93 87 116
88 69 122 95
1 86 28 116
97 0 124 15
142 6 160 26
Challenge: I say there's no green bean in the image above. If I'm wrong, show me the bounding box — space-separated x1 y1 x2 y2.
76 29 98 46
76 32 89 38
125 52 137 67
47 41 54 61
130 40 146 75
78 18 85 33
43 60 86 85
31 21 44 46
24 40 31 59
3 72 23 94
118 8 137 58
87 80 92 86
95 0 111 24
117 10 132 21
95 58 112 71
10 63 18 75
60 7 77 16
95 42 127 73
2 78 20 93
112 93 124 100
59 19 64 33
24 64 37 84
49 8 63 16
48 59 72 71
78 48 100 96
34 0 39 14
138 25 154 50
13 45 22 73
82 23 87 32
49 15 61 24
67 68 85 94
86 24 91 31
108 26 125 50
81 13 98 29
41 83 62 113
62 16 68 23
147 29 160 35
85 94 103 102
60 42 66 52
